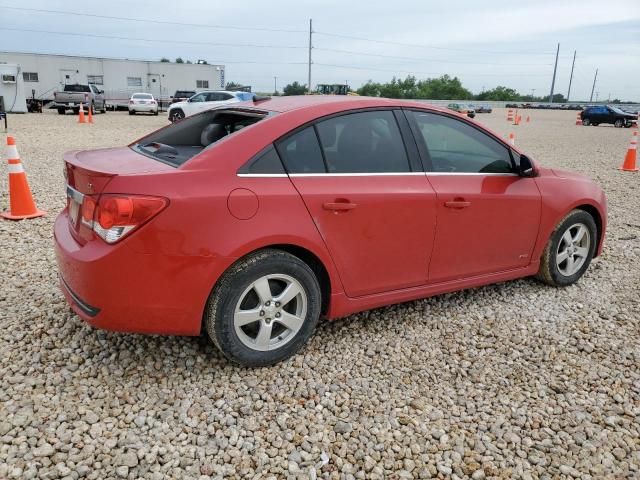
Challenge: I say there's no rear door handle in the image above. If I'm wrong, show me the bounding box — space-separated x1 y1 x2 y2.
323 201 357 211
444 200 471 209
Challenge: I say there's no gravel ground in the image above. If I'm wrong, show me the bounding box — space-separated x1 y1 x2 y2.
1 109 638 480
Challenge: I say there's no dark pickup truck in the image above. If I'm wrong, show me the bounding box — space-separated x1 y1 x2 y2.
580 105 638 127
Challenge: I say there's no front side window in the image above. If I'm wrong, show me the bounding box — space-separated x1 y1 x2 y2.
276 127 325 174
409 111 513 174
315 110 410 173
190 93 207 102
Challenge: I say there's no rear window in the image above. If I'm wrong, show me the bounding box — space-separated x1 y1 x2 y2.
64 84 91 93
133 94 153 99
132 108 270 167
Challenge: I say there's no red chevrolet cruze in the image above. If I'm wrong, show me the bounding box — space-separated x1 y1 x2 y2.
55 96 607 366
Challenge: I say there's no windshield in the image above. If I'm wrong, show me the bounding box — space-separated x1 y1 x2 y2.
131 108 270 167
610 106 626 114
64 84 91 93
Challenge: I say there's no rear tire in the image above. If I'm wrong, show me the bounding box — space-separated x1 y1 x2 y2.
205 249 321 367
536 210 597 287
57 108 66 115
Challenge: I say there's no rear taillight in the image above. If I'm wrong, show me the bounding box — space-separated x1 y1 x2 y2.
129 100 134 104
82 194 167 244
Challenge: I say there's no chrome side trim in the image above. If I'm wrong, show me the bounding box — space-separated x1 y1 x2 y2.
237 173 289 178
290 172 427 177
426 172 518 176
236 172 518 178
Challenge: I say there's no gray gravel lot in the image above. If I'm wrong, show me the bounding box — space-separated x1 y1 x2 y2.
1 108 639 479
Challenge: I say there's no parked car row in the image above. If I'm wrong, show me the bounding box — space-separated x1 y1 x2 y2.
447 103 475 118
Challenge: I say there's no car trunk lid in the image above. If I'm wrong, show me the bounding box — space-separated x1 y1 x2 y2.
64 147 174 243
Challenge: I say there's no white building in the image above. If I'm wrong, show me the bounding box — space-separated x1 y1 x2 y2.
0 51 225 108
0 63 28 113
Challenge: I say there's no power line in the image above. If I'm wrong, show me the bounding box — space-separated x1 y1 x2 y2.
314 31 557 56
0 27 305 50
314 62 551 77
315 47 553 66
0 5 306 33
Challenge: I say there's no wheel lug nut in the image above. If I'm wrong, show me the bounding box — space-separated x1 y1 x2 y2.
275 312 281 318
275 302 280 307
259 310 265 316
265 301 270 306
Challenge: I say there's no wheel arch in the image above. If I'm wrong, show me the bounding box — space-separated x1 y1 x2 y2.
575 203 604 257
201 242 336 334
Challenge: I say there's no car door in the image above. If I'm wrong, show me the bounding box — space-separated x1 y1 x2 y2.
277 109 438 298
406 110 541 283
184 92 209 115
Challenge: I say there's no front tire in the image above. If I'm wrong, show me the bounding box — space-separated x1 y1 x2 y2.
205 249 321 367
614 119 624 128
169 109 185 122
536 210 597 287
582 118 590 126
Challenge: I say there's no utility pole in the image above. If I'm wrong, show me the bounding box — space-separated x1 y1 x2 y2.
589 68 598 102
531 88 536 100
548 42 560 103
307 19 313 94
274 76 277 94
566 50 576 102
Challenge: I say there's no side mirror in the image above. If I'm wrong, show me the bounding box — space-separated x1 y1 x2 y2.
518 154 536 177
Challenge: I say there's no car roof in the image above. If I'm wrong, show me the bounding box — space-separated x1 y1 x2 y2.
242 95 455 114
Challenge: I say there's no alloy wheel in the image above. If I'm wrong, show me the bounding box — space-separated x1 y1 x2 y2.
233 274 307 351
556 223 591 277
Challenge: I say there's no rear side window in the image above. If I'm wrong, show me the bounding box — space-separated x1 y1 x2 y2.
276 127 326 174
238 145 285 174
64 84 91 93
316 111 410 173
409 111 513 174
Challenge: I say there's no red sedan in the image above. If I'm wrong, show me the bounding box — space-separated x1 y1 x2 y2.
55 96 607 366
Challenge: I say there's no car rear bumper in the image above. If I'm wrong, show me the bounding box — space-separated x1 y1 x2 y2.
129 104 158 112
54 211 223 336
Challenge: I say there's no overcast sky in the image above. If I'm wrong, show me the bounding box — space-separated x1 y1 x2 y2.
2 0 639 100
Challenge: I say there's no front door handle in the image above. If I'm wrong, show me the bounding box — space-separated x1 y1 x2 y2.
444 199 471 209
323 201 357 212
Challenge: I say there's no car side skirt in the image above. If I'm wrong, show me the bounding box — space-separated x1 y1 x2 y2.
326 262 540 320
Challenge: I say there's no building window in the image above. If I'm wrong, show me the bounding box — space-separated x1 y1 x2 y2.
22 72 39 82
87 75 104 85
127 77 142 87
196 80 209 89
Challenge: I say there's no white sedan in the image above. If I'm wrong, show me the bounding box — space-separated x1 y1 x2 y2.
167 90 255 122
129 93 158 115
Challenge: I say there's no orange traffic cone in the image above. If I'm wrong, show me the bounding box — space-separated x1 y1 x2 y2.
78 102 86 124
620 131 638 172
87 104 94 124
1 136 46 220
508 132 515 147
575 112 582 125
507 109 514 122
